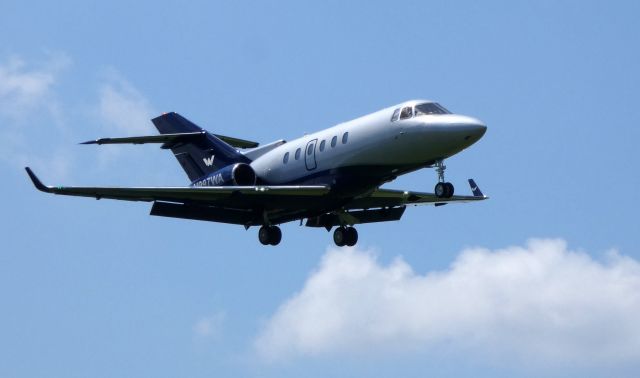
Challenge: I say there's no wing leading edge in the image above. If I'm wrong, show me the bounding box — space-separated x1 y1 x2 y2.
25 167 329 206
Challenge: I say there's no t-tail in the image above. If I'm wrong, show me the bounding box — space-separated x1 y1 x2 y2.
151 112 251 182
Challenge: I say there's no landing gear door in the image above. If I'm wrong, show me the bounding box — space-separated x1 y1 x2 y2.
305 139 317 171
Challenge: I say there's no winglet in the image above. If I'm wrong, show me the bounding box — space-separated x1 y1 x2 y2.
468 179 485 197
25 167 53 193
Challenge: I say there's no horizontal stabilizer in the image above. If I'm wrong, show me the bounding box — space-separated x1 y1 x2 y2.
214 134 259 149
81 131 259 149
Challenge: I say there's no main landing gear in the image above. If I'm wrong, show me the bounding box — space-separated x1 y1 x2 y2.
434 159 454 199
258 224 358 247
333 226 358 247
258 225 282 246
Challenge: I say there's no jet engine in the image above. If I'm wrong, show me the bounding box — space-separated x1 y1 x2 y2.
194 163 257 187
225 163 257 186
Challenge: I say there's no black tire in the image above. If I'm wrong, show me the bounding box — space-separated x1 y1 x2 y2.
435 182 446 198
269 226 282 246
258 226 271 245
345 227 358 246
333 227 346 247
445 182 454 198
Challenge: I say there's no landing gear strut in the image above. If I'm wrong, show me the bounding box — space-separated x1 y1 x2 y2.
258 225 282 246
333 226 358 247
434 160 454 198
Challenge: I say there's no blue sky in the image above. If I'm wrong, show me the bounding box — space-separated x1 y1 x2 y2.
2 1 640 377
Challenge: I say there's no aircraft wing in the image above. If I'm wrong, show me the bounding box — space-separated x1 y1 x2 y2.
25 168 328 207
344 179 487 210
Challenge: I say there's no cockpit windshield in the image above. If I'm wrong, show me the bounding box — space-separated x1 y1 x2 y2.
414 102 451 116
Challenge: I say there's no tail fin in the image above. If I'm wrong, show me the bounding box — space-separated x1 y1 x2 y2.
152 112 250 182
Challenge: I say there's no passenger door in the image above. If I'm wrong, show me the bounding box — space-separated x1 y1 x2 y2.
304 139 317 170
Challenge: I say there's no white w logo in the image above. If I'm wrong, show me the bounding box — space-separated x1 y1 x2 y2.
202 155 215 167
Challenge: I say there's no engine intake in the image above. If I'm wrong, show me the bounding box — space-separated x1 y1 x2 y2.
231 163 256 186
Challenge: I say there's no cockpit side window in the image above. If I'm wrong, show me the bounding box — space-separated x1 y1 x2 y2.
391 108 400 122
400 106 413 120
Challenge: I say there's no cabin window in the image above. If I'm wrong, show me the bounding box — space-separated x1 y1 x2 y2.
342 132 349 144
391 108 400 122
331 136 337 148
283 152 289 164
295 148 301 160
307 144 314 155
319 140 326 151
400 106 413 120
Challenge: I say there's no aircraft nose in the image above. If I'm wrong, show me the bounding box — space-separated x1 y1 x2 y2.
458 116 487 142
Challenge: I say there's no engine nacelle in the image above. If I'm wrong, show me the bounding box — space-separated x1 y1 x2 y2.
228 163 257 186
193 163 257 187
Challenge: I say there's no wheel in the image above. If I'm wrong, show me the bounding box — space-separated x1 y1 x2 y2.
258 226 271 245
435 182 446 198
445 182 454 198
269 226 282 246
333 227 347 247
345 227 358 246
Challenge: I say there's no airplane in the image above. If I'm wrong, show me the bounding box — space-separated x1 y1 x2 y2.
25 99 488 246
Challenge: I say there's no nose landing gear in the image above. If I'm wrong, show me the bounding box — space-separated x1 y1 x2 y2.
258 225 282 246
434 160 454 199
333 226 358 247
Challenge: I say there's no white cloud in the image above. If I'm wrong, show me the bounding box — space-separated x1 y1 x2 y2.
0 54 157 178
0 53 70 120
255 239 640 367
0 53 72 177
98 70 154 135
91 70 157 168
193 311 225 339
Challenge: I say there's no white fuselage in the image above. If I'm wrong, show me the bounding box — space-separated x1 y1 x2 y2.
250 100 486 189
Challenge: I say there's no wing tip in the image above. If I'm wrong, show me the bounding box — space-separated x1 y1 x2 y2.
467 178 486 198
25 167 52 193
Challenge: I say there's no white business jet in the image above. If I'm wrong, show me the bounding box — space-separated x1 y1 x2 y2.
26 99 487 246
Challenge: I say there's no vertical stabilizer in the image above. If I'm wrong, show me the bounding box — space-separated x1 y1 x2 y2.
151 112 250 181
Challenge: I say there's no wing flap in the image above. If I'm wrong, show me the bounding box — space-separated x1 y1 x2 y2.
306 207 406 228
150 201 257 225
